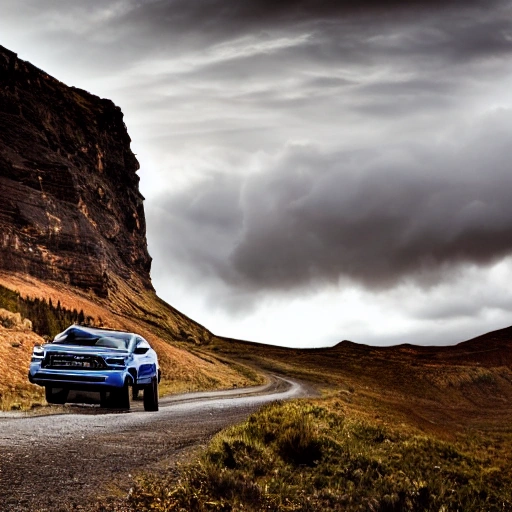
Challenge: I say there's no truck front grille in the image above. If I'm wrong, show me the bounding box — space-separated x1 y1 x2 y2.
42 354 107 370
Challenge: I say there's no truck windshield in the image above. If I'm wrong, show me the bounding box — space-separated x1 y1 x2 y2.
53 328 131 349
94 337 129 349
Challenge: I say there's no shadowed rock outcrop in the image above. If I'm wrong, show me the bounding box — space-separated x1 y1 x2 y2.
0 45 152 296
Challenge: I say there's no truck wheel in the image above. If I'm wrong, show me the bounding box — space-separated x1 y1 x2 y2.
100 391 108 408
110 381 130 410
45 386 68 405
143 377 159 412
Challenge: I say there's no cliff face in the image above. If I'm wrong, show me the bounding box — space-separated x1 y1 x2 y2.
0 45 152 296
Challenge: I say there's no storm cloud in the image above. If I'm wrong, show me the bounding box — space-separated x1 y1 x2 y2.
149 108 512 294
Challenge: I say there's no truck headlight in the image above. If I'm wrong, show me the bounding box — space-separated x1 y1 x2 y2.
32 345 44 359
106 357 126 366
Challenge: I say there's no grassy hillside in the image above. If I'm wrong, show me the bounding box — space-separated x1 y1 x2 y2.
128 330 512 511
198 333 512 438
130 399 511 511
0 272 263 410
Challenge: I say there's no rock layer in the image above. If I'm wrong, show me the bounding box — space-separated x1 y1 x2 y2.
0 45 152 296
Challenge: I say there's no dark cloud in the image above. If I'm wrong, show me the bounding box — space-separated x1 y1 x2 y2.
10 0 511 103
124 0 504 30
117 2 511 141
22 0 507 76
148 109 512 301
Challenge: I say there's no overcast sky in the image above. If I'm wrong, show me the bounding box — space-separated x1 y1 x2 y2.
2 0 512 347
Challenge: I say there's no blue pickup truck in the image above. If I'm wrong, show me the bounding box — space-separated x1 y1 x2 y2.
28 325 160 411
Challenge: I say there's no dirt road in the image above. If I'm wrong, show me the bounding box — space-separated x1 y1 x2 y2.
0 376 309 512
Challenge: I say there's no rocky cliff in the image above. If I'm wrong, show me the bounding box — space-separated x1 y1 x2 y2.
0 45 152 297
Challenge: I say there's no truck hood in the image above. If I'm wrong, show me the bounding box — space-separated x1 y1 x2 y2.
42 343 129 357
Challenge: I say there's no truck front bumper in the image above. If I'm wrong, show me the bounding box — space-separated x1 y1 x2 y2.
28 365 128 391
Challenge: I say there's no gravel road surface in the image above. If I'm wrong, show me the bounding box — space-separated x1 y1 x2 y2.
0 376 310 511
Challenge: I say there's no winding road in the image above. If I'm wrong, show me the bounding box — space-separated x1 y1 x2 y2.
0 376 310 512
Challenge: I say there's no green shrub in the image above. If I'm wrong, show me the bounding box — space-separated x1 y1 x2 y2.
0 284 89 337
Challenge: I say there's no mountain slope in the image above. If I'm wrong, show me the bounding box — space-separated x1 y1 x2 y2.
0 45 153 295
0 46 264 409
0 44 216 342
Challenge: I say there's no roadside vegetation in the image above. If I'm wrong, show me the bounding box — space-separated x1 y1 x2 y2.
0 284 92 338
128 399 511 511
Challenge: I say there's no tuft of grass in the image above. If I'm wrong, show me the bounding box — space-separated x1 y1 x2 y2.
128 399 512 511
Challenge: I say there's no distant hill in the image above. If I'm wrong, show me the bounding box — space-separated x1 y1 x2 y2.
317 325 512 367
447 325 512 365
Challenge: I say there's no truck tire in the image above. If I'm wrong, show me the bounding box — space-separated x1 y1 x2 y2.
143 377 159 412
110 381 130 410
45 386 68 405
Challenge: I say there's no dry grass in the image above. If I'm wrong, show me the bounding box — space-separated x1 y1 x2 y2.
0 272 113 326
205 335 512 440
0 272 264 410
0 327 45 409
129 399 512 511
